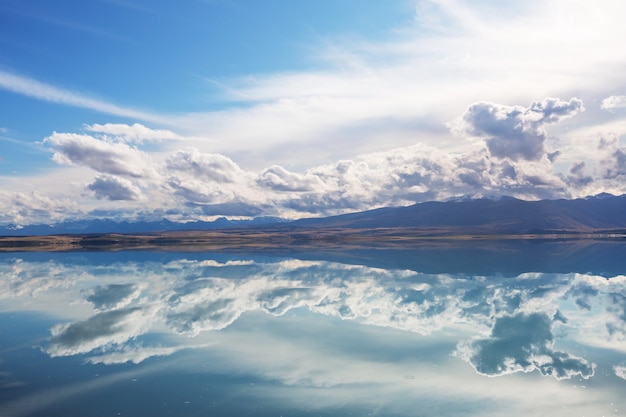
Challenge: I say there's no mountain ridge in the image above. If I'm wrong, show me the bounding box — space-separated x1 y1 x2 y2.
2 194 626 237
0 216 286 237
291 194 626 233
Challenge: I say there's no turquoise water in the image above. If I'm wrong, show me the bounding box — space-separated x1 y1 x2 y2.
0 241 625 416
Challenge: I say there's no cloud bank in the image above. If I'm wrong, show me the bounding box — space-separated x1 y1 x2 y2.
3 92 622 226
26 95 616 223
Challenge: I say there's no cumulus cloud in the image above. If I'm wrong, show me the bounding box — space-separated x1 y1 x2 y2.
601 95 626 111
13 95 617 225
163 148 262 208
166 148 245 183
297 142 571 212
87 175 143 201
454 97 584 161
565 162 594 189
45 132 156 178
599 135 626 181
0 190 80 226
28 130 572 223
256 165 326 192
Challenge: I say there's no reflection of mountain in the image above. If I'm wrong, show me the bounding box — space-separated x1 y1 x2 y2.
280 239 626 277
9 237 623 277
1 250 624 384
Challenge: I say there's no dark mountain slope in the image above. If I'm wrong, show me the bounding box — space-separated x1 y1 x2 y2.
293 195 626 233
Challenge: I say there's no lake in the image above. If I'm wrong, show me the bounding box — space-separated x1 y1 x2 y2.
1 239 625 416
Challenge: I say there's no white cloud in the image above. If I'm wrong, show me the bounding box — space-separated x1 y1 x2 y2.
84 123 182 144
599 135 626 180
159 0 626 171
2 100 588 223
87 175 143 201
1 86 613 226
0 190 81 225
601 95 626 111
166 148 247 184
452 98 584 161
256 165 326 192
0 70 164 124
44 132 157 179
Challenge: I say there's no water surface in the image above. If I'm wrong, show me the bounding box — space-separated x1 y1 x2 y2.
1 240 625 416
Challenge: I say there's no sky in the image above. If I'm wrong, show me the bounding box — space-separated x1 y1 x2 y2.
1 0 626 225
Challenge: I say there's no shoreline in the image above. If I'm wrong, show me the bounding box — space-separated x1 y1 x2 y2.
1 227 625 252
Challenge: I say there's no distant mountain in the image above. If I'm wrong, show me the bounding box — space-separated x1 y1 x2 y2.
3 194 626 237
0 216 286 237
292 194 626 234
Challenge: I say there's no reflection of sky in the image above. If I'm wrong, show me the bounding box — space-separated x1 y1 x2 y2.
0 250 625 416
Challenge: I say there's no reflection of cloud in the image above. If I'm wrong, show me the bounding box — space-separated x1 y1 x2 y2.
606 293 626 341
86 283 142 311
0 366 158 417
0 369 25 390
1 255 624 377
167 298 240 334
86 344 200 365
0 258 86 307
614 364 626 380
566 283 599 310
456 312 595 380
47 306 156 357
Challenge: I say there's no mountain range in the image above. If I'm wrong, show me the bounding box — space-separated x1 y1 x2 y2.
0 216 285 236
292 193 626 234
2 193 626 237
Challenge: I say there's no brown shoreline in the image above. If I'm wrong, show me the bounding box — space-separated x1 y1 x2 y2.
1 227 625 252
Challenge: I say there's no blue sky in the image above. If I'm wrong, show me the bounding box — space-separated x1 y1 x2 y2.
1 0 626 225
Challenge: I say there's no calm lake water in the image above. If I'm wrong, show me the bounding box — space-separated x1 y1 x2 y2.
1 240 625 416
